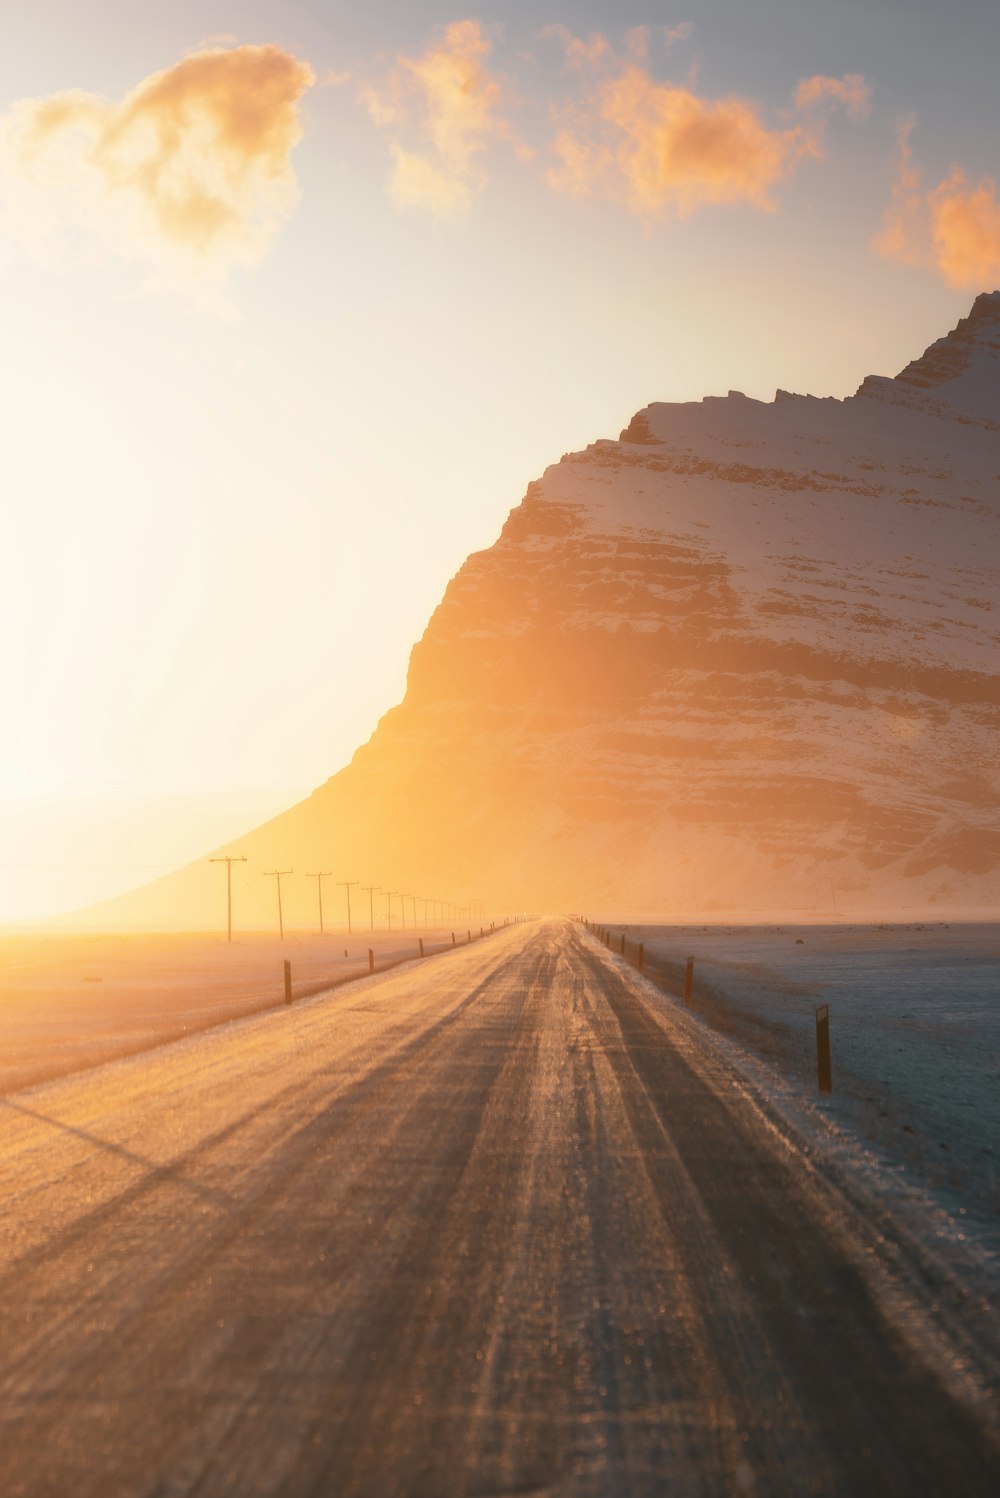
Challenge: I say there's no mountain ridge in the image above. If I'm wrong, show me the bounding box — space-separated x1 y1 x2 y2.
83 294 1000 927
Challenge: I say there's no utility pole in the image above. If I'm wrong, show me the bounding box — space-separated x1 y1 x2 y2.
409 894 418 927
362 884 380 933
264 869 292 940
399 893 408 930
337 879 359 935
385 890 396 931
209 854 247 944
307 871 332 935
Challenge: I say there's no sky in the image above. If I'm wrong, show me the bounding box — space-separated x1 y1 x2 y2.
2 0 999 922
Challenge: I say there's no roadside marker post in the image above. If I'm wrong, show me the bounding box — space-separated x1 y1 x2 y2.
283 960 292 1006
816 1005 833 1093
467 930 471 944
683 957 694 1005
419 938 425 957
452 931 457 947
368 948 374 975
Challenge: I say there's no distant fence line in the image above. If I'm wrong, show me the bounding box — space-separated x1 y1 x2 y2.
279 918 519 1008
579 918 833 1094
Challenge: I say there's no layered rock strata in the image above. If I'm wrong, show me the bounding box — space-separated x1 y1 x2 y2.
97 294 1000 924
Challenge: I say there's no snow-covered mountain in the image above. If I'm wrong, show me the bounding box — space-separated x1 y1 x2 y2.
97 294 1000 925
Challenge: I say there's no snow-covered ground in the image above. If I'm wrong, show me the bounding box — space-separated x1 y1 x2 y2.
609 921 1000 1251
0 923 500 1096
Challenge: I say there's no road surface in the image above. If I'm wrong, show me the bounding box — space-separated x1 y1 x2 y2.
0 919 997 1496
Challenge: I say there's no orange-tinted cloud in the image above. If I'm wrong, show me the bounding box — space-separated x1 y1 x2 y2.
873 117 925 266
541 25 611 70
875 124 1000 289
363 20 512 220
929 171 1000 288
794 73 871 118
545 35 868 218
2 45 314 280
549 65 813 216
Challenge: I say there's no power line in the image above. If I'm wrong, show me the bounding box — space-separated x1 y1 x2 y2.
307 871 333 935
337 879 359 935
264 869 293 941
361 884 380 933
209 854 247 943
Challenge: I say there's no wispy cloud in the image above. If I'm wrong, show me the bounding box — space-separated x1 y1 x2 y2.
0 44 314 284
544 35 866 218
541 25 612 70
875 123 1000 288
363 19 515 220
874 117 924 266
794 73 871 118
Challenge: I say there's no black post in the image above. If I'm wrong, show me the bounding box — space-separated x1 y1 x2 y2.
368 948 374 975
452 931 456 947
419 937 425 957
283 960 292 1006
683 956 694 1005
467 930 471 944
816 1005 833 1093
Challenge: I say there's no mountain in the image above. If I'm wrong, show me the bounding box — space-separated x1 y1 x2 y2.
91 293 1000 926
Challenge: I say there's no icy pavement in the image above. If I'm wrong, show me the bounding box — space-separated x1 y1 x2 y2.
0 918 997 1495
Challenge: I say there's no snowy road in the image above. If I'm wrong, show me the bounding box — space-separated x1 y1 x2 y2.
1 919 997 1496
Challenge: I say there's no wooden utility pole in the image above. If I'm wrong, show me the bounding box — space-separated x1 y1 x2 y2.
337 879 359 935
307 871 332 935
209 854 247 943
362 884 380 933
264 869 292 940
385 890 397 931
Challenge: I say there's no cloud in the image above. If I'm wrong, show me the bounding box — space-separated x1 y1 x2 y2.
363 20 511 220
873 117 925 266
928 171 1000 288
794 73 871 118
0 45 314 283
541 25 611 70
544 35 868 218
549 64 814 216
875 123 1000 289
664 23 695 48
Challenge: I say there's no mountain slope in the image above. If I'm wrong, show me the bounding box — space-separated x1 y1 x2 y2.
92 294 1000 926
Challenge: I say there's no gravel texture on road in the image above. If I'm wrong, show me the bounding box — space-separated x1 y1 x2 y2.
0 919 997 1496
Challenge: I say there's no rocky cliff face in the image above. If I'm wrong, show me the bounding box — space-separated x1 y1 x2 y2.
100 294 1000 925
